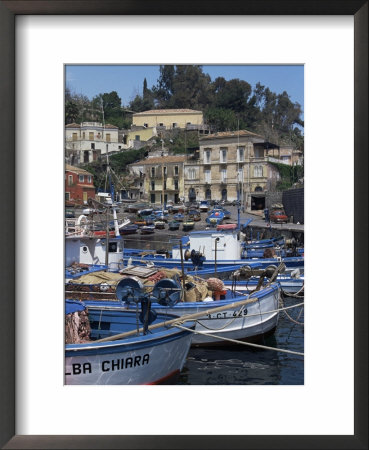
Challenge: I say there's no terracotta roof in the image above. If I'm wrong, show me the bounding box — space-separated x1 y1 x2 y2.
200 130 264 140
133 109 202 115
130 155 186 165
66 123 118 129
65 164 94 176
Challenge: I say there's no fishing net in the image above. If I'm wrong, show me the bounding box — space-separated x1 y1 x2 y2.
65 309 91 344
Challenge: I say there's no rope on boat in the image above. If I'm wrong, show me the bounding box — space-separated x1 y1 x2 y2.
281 282 305 298
94 296 261 343
174 324 304 357
196 305 248 331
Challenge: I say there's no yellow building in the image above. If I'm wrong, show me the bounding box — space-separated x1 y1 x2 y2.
129 155 186 204
124 127 156 148
132 109 204 130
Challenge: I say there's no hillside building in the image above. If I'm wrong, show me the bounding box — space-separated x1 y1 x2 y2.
65 164 95 205
65 122 121 165
184 130 283 210
129 155 186 204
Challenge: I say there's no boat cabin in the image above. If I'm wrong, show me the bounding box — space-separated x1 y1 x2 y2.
172 229 241 261
66 235 124 270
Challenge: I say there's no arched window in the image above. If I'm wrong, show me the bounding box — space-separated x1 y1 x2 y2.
255 186 263 192
205 188 211 200
189 188 196 201
221 188 227 201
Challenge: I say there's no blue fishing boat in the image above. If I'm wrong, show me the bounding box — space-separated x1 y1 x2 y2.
119 223 138 235
140 224 155 234
173 213 184 222
199 201 209 212
122 228 304 270
209 206 231 219
168 221 180 231
182 220 195 232
206 210 225 226
82 276 281 347
154 220 166 229
137 207 153 216
65 285 195 384
188 210 201 221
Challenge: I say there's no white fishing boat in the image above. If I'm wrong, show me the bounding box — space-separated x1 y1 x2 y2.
65 197 126 274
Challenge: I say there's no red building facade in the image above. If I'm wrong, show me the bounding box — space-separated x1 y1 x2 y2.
65 164 95 206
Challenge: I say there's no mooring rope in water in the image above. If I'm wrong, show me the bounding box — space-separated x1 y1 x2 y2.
174 324 304 357
281 282 305 298
279 295 304 326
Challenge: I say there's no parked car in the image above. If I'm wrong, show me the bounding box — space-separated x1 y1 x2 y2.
270 209 288 223
65 209 75 218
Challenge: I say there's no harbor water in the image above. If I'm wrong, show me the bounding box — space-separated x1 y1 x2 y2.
178 310 304 385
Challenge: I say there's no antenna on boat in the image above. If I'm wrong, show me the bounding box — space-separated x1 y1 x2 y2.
99 96 120 238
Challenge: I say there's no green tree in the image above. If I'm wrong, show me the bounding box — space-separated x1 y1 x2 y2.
65 100 79 124
100 91 122 119
204 107 239 131
169 65 213 110
214 78 252 112
152 65 175 107
152 65 213 110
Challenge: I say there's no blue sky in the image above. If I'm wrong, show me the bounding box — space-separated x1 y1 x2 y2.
66 64 304 110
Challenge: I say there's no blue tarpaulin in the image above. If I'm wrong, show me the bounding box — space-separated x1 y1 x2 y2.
65 299 86 315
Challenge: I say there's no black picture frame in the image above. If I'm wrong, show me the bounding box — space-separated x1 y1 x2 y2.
0 1 367 449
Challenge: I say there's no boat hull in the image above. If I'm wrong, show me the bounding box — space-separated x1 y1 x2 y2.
65 308 193 385
86 285 280 347
157 285 280 346
121 252 304 270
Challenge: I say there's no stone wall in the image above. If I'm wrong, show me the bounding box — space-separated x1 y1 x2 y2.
265 191 283 208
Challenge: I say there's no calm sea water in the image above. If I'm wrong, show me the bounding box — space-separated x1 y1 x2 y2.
178 309 304 385
122 230 304 385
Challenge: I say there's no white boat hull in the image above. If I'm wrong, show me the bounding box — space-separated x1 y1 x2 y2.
65 335 192 385
108 285 281 346
156 286 280 345
65 307 193 385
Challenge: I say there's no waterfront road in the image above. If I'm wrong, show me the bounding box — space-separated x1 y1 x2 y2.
70 204 303 237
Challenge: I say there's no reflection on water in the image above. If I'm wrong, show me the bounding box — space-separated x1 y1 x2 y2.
178 312 304 385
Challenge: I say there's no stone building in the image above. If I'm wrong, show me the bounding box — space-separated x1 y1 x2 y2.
270 145 304 166
65 122 121 165
128 155 186 205
184 130 282 211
